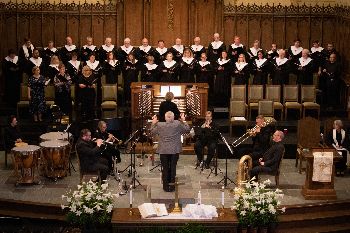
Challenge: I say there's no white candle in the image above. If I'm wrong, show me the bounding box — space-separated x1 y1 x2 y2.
198 191 201 205
129 185 133 205
221 186 225 206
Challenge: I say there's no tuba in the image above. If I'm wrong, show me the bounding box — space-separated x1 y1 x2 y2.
237 154 253 187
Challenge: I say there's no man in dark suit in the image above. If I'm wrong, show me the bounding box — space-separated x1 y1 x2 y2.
249 130 285 179
76 129 109 181
151 111 190 192
4 115 22 150
158 92 180 122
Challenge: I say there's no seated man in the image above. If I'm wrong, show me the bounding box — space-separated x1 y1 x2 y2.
249 130 285 179
4 115 22 150
158 92 180 122
193 111 220 169
76 128 109 181
94 120 121 172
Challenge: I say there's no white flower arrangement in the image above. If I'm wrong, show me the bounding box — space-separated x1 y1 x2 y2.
61 180 118 226
231 178 285 227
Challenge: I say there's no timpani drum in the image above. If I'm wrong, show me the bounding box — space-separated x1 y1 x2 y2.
40 132 69 141
39 141 70 179
12 145 41 185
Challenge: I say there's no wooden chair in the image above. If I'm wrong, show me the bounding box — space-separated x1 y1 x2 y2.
101 85 118 118
260 148 285 187
265 85 283 120
229 100 248 136
248 85 264 120
322 117 338 146
16 84 30 118
76 145 100 184
283 85 302 120
258 100 274 118
301 85 320 119
231 85 247 104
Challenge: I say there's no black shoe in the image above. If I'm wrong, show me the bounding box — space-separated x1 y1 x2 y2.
204 163 210 169
196 160 202 167
168 185 175 192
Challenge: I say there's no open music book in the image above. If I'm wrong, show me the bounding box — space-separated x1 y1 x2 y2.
138 203 168 218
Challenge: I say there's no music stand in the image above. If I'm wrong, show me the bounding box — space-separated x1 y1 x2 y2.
217 132 235 187
120 129 139 176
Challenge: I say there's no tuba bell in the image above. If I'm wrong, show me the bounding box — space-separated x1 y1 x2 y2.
237 154 252 187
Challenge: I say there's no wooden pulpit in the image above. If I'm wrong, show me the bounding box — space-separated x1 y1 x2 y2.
302 148 342 200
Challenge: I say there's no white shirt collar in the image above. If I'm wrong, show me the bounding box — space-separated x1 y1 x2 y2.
299 57 312 66
86 60 100 70
268 49 277 54
145 63 158 70
44 47 57 52
211 41 223 49
163 60 176 68
235 62 248 71
65 44 77 51
275 57 288 66
291 46 303 55
333 129 346 146
106 59 119 67
49 64 59 71
198 61 210 67
156 47 168 55
5 56 19 64
182 57 194 64
29 57 43 66
22 44 34 58
311 46 324 53
139 45 151 53
120 45 134 54
69 60 80 70
191 45 204 51
126 59 138 64
255 58 267 68
172 45 184 53
217 58 230 66
231 43 243 49
102 44 115 52
249 47 261 56
83 45 96 51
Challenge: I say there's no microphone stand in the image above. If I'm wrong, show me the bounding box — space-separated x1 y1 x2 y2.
217 131 235 187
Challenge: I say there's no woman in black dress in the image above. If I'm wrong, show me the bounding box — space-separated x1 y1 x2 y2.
28 66 48 122
47 55 60 83
53 63 72 115
158 52 179 83
78 66 96 120
122 53 140 104
141 55 159 82
251 50 270 85
104 51 121 84
233 54 250 85
179 48 196 83
214 51 232 106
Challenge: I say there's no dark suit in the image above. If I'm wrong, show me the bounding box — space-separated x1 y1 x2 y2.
76 138 109 180
326 129 349 172
4 125 21 150
249 141 284 178
158 100 180 122
94 129 121 170
194 122 219 167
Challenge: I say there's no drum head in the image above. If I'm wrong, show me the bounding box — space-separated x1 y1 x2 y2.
40 141 69 148
40 132 69 141
12 145 40 152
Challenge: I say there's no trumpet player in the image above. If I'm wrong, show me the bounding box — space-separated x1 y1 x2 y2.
194 111 219 169
94 120 121 173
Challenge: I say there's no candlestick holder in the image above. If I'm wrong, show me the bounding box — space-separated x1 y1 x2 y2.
128 203 133 216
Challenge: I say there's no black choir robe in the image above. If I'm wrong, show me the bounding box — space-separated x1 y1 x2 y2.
41 47 59 68
179 57 196 83
195 61 214 83
98 45 117 62
321 61 342 107
158 60 179 83
77 74 97 120
141 63 159 82
135 46 156 65
2 56 22 107
270 58 290 85
267 50 279 60
296 57 315 85
46 64 59 83
214 59 232 106
227 43 247 62
103 59 121 84
247 47 263 64
207 41 226 63
66 60 82 83
117 46 136 65
233 62 250 85
190 45 206 61
169 45 184 62
310 47 325 70
287 46 303 74
326 129 349 172
122 59 140 102
80 45 98 62
18 44 35 74
84 60 103 106
154 47 169 65
26 57 45 77
251 58 270 85
59 45 79 65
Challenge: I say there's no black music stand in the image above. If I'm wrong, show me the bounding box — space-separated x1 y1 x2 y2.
217 132 235 187
119 129 139 177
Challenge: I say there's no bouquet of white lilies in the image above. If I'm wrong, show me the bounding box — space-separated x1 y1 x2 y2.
61 180 118 226
231 178 286 227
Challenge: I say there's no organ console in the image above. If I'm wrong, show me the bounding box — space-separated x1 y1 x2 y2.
131 82 209 119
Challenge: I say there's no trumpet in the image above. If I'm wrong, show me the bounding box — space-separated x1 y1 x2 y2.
109 134 123 145
231 118 274 147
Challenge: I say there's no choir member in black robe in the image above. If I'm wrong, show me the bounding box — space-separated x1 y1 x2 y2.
326 120 349 175
207 33 226 63
84 54 103 107
296 49 315 85
141 55 159 82
310 40 325 72
227 36 247 62
53 63 72 115
117 37 136 66
78 66 97 120
270 49 290 85
322 43 340 62
214 51 232 106
154 40 169 65
287 39 303 74
4 116 22 150
46 55 60 83
103 51 121 84
247 40 263 64
2 49 22 107
18 38 35 70
179 48 196 83
41 41 59 69
135 38 155 65
122 53 140 104
233 54 250 85
80 36 98 62
267 43 279 60
158 52 179 82
190 37 206 61
195 52 214 84
99 37 116 62
26 48 45 77
321 53 342 109
169 38 184 62
59 36 79 65
251 50 270 85
66 52 81 83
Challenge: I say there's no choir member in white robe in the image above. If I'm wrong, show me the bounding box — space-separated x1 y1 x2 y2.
59 36 79 65
117 37 136 66
179 48 196 83
135 38 155 65
214 51 232 106
99 37 116 62
26 48 45 77
227 36 247 62
141 55 159 82
207 33 226 63
80 36 98 62
103 51 121 84
154 40 169 65
233 54 250 85
122 53 140 104
190 37 206 61
41 41 59 69
169 38 184 62
247 40 263 63
158 52 179 83
270 49 290 85
251 50 270 85
288 39 303 74
296 49 315 85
